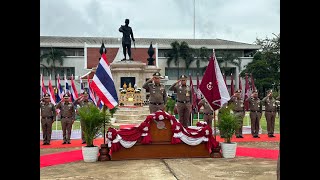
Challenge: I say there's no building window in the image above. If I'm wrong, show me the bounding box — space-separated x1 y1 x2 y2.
40 67 51 76
40 67 75 78
65 67 75 77
158 49 171 57
165 68 201 79
40 47 84 57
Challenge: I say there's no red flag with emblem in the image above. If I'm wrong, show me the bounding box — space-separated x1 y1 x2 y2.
230 73 234 95
196 73 201 111
199 51 230 111
251 73 256 92
239 73 242 91
244 73 250 111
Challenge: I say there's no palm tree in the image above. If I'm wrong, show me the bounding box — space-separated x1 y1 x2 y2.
167 41 194 79
194 47 210 74
179 41 194 69
217 50 241 72
40 48 67 85
167 41 181 79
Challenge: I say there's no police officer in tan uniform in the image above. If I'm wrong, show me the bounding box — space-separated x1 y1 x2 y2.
198 98 213 128
56 93 75 144
143 72 167 113
261 89 278 137
229 89 245 138
73 91 93 144
249 90 262 138
169 74 193 127
40 93 56 145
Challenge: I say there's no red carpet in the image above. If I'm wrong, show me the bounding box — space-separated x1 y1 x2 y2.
236 147 279 160
40 150 83 168
40 138 105 149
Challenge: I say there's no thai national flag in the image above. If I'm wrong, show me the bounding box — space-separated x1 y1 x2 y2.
64 74 70 95
47 74 56 105
70 74 79 102
56 74 64 103
87 75 97 106
80 77 84 94
90 43 118 109
40 74 47 97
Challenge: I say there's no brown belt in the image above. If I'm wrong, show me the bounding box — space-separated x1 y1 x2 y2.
177 100 190 103
61 116 72 118
204 113 213 115
150 102 163 105
234 110 244 112
250 111 261 113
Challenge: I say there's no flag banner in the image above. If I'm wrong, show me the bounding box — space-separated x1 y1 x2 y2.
90 43 118 109
199 50 230 111
251 73 256 92
244 73 251 111
48 74 56 105
64 75 70 95
56 74 64 103
80 77 84 94
70 74 79 102
41 74 47 97
196 73 202 112
230 73 234 96
87 75 97 106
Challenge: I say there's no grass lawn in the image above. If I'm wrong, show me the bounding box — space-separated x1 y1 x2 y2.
40 120 119 131
41 112 279 134
191 112 280 134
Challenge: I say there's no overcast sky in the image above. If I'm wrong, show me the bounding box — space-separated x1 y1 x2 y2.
40 0 280 44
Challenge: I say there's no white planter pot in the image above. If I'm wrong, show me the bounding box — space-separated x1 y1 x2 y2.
110 117 116 123
82 146 99 162
221 142 237 158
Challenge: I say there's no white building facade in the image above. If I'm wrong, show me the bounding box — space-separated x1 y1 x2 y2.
40 36 260 96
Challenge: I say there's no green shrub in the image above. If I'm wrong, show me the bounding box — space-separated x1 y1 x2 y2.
78 104 109 147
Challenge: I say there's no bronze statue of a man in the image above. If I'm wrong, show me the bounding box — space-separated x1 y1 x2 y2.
119 19 135 61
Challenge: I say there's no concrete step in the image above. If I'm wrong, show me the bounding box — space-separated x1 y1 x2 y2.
114 114 149 121
114 110 150 116
115 119 144 124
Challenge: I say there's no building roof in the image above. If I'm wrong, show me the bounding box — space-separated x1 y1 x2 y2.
40 36 260 50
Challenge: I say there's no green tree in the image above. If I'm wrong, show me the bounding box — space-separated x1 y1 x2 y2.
179 41 194 69
193 47 210 74
240 33 280 97
167 41 194 78
40 48 67 85
167 41 181 78
216 50 241 74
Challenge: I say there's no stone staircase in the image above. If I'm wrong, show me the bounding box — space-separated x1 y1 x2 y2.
113 106 150 125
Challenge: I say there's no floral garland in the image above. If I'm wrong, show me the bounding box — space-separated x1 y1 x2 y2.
107 110 219 154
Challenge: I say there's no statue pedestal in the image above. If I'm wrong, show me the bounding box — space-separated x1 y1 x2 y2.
110 60 161 103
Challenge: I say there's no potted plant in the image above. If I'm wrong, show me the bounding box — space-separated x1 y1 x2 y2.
109 105 119 123
217 104 240 158
78 104 109 162
165 96 175 115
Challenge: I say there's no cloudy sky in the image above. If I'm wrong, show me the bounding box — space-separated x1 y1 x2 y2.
40 0 280 44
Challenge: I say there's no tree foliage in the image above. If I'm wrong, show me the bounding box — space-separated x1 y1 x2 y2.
240 33 280 97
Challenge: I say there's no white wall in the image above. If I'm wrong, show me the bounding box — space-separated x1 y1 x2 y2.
40 56 89 91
